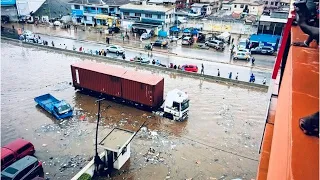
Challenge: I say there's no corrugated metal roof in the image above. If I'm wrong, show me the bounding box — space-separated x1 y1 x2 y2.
122 70 164 85
71 61 127 77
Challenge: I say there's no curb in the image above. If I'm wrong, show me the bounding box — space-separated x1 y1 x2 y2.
1 37 268 90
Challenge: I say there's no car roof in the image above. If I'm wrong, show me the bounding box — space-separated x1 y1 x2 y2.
3 139 33 153
1 147 14 159
1 156 37 178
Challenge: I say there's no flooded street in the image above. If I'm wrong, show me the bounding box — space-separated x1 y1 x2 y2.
1 41 268 180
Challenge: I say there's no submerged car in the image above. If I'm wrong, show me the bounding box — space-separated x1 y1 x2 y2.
1 156 43 180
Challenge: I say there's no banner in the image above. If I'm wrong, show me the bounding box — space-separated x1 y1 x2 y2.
1 0 16 5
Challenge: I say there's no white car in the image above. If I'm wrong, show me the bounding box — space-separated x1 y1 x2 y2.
233 51 250 61
22 30 34 40
53 21 61 26
141 33 151 40
106 45 125 54
236 48 251 55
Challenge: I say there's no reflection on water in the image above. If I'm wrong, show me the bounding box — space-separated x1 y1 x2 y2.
1 41 268 179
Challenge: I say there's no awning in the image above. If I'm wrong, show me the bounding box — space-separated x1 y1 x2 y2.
95 15 116 20
158 30 167 37
191 29 199 35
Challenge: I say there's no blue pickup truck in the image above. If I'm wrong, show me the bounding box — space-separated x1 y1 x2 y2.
34 94 73 120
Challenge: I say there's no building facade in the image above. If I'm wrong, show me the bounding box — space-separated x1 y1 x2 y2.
264 0 280 9
230 0 264 15
120 2 175 25
69 0 128 26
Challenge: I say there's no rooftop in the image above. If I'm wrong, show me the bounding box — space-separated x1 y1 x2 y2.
120 3 175 12
99 128 135 152
259 15 288 23
121 70 164 85
232 0 264 6
68 0 129 6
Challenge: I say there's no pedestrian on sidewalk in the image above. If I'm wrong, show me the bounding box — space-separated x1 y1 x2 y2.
51 41 55 47
104 51 107 56
122 53 126 60
174 64 177 69
217 69 220 77
38 35 41 39
229 72 232 79
201 63 204 75
251 56 255 65
249 73 255 83
79 46 82 52
262 77 267 85
235 72 239 80
95 50 99 55
73 45 76 51
122 35 125 43
231 38 234 44
12 25 14 29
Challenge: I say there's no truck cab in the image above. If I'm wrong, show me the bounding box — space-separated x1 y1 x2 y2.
52 101 73 119
163 89 189 121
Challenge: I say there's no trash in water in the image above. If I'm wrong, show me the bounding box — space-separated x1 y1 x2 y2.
42 144 47 147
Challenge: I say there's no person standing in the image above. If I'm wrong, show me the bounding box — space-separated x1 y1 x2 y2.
201 63 204 75
235 72 239 80
229 72 232 79
106 37 110 44
251 56 255 65
12 25 14 29
262 77 267 85
217 69 220 77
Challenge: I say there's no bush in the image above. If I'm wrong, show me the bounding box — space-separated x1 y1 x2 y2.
78 173 92 180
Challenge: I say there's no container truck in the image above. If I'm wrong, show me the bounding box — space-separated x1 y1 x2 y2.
34 94 73 120
71 61 189 121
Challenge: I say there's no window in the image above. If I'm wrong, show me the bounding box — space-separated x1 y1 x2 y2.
265 1 268 4
275 2 278 6
166 15 168 19
74 5 80 9
157 14 161 19
169 14 171 18
234 5 237 8
135 13 141 17
240 4 244 8
123 12 129 16
271 2 274 5
17 144 31 154
84 16 87 21
146 13 152 18
173 102 180 111
3 154 15 164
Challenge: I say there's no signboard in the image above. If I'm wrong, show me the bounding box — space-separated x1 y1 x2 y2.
1 0 16 5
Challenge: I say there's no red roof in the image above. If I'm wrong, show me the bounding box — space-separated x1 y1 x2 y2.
71 61 127 77
3 138 32 153
121 70 164 85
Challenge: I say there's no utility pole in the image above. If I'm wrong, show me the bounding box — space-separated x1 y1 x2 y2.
94 98 105 174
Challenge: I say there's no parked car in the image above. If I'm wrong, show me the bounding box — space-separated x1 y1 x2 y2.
236 48 251 55
196 44 209 50
130 56 150 64
21 30 34 40
106 45 125 54
205 39 224 50
1 139 35 170
1 156 43 180
181 37 194 45
53 21 61 26
233 51 250 61
152 40 168 47
108 26 120 34
181 65 198 73
250 46 274 55
141 33 151 40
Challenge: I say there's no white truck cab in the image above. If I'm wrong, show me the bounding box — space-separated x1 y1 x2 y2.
163 89 189 121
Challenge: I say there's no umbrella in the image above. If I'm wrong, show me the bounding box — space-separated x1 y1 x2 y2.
183 28 191 33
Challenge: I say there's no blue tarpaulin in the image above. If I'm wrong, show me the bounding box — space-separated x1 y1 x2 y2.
170 26 180 32
249 34 280 50
158 30 167 37
191 29 199 35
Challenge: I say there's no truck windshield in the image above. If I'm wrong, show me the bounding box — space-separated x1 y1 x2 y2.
181 100 189 111
57 104 71 114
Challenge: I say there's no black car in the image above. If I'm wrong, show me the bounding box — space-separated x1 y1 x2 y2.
1 15 9 23
108 27 120 33
152 40 168 47
250 46 274 55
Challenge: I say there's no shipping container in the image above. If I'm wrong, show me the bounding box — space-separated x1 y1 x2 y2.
71 61 126 98
121 70 164 108
70 61 164 109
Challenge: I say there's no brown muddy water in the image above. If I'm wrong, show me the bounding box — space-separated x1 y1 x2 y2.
1 41 268 180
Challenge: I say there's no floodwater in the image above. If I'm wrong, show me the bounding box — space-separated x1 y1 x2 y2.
1 41 268 180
